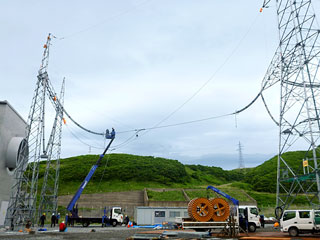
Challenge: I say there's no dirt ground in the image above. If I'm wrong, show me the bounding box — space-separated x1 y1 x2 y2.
0 226 150 240
0 224 293 240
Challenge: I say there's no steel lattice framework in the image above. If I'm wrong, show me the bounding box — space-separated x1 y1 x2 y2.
237 142 245 169
38 78 65 219
5 34 64 229
262 0 320 216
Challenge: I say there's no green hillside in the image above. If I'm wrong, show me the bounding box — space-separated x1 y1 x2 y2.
37 150 314 208
38 153 246 195
243 150 314 193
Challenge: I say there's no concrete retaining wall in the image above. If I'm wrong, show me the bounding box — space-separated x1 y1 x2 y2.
58 191 144 218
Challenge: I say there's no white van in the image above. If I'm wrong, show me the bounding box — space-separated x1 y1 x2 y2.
239 205 261 232
280 209 320 237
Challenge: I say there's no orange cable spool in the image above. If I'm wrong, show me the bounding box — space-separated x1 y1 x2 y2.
187 198 196 219
188 197 213 222
210 198 230 222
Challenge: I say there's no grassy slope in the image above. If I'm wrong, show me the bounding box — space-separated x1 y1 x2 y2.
243 150 315 193
39 153 244 195
38 151 314 208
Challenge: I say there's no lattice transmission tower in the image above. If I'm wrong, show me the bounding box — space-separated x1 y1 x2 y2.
38 78 65 218
5 34 64 229
261 0 320 216
237 142 245 169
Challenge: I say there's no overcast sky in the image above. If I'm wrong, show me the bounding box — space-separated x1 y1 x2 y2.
1 0 320 169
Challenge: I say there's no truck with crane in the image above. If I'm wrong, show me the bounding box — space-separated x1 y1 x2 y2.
176 185 261 234
66 129 124 227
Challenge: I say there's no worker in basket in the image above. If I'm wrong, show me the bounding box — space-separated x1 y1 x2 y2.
105 128 115 139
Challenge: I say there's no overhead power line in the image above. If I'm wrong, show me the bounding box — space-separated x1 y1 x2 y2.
118 81 272 134
45 6 278 150
57 0 153 40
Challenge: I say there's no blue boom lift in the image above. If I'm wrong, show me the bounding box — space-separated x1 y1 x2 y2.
65 129 120 227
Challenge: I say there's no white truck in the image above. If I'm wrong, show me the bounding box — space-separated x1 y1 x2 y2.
108 207 124 227
238 205 261 232
280 209 320 237
176 205 261 233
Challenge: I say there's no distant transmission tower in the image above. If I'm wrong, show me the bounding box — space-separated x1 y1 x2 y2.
261 0 320 217
237 142 245 169
5 34 64 229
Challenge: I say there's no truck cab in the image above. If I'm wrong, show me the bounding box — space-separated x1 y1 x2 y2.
108 207 124 227
239 205 261 232
280 209 320 237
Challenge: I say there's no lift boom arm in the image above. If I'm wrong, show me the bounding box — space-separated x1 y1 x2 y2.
66 136 115 211
207 185 239 206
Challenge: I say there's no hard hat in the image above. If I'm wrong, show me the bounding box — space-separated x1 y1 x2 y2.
52 213 55 215
274 222 279 227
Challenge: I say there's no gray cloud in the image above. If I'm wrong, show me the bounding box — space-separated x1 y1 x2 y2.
1 0 319 170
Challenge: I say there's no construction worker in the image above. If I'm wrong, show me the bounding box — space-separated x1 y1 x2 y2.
51 213 57 227
40 213 46 227
124 215 129 225
56 213 60 224
59 221 67 232
110 128 115 138
105 129 110 138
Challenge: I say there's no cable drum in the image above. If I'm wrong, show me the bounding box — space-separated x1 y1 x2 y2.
187 198 213 222
187 198 197 219
210 198 230 222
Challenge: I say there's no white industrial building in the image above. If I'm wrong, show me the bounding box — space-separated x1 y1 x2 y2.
135 206 188 225
0 101 27 227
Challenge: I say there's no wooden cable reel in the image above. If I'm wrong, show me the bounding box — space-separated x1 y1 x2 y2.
210 198 230 222
187 197 213 222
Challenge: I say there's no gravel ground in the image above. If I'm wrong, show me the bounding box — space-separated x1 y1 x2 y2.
255 223 279 232
0 225 151 240
0 224 279 240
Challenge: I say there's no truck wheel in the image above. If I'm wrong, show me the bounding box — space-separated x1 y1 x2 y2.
288 227 299 237
112 220 117 227
82 222 90 227
248 223 256 232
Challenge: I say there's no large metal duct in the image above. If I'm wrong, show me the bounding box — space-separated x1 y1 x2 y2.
0 101 27 227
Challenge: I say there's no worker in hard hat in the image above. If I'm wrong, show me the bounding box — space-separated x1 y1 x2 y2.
56 213 60 224
59 221 67 232
40 213 46 227
51 213 57 227
111 128 115 138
